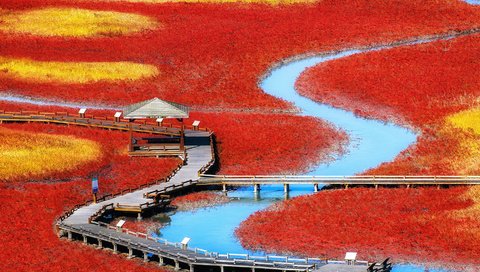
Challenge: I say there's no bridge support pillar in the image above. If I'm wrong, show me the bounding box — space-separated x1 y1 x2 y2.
284 184 289 193
220 266 224 272
251 267 255 272
375 184 378 190
314 183 319 192
406 184 410 189
97 239 102 249
174 260 180 271
82 235 87 244
223 184 227 194
344 184 349 189
128 247 133 259
158 256 164 266
189 264 195 272
67 231 72 240
137 213 142 221
112 243 118 254
253 184 260 193
143 252 148 262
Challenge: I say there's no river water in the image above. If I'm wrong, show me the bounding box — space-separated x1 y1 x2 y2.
157 40 465 271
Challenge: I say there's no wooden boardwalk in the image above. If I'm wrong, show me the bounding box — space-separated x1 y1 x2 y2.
198 175 480 191
1 111 404 271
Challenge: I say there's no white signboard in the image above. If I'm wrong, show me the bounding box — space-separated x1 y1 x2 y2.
116 220 126 228
181 237 191 246
114 112 122 118
345 252 357 261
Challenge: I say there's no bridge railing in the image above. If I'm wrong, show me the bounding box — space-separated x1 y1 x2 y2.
198 174 480 185
0 110 212 135
71 221 333 269
197 135 217 175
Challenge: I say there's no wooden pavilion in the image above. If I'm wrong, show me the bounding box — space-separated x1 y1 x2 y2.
123 97 189 157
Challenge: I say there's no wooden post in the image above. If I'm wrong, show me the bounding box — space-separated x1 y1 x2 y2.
180 119 185 151
158 256 164 266
129 119 134 152
253 184 260 193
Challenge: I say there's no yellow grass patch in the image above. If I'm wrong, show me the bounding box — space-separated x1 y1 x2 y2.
79 0 314 4
446 108 480 174
0 128 102 181
0 57 159 84
0 8 159 37
448 107 480 135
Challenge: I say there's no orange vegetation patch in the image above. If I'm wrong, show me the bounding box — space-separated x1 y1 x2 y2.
0 7 159 38
0 57 159 84
0 127 101 181
236 187 480 270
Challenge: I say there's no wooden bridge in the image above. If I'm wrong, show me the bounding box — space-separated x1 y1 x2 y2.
198 174 480 192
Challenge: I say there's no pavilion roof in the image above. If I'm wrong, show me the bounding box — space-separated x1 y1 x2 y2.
123 97 189 119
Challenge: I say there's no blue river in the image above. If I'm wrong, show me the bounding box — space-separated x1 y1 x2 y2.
157 41 463 271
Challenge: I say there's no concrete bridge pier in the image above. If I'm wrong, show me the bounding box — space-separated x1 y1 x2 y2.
128 247 133 259
314 183 319 192
97 239 102 249
284 184 289 193
222 184 227 194
220 266 225 272
158 256 164 266
175 260 180 271
112 243 118 254
137 213 143 221
253 184 260 193
190 264 195 272
82 235 87 244
67 231 72 240
143 251 149 262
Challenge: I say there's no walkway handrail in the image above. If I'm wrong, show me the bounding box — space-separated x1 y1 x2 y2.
198 174 480 185
67 220 332 269
0 110 211 135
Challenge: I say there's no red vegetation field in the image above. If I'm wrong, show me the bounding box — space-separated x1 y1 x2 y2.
297 34 480 175
236 187 480 270
2 0 480 110
0 124 180 272
189 112 347 174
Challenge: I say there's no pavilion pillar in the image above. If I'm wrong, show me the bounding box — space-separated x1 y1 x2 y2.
129 119 134 152
180 119 185 151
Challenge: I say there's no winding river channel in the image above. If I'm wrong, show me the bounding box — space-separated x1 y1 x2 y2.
157 32 480 272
